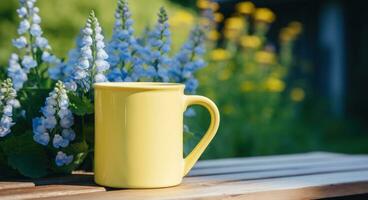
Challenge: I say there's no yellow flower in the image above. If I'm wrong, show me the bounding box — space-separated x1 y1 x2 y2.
210 48 231 61
265 77 285 92
279 22 302 42
225 16 245 30
254 8 275 23
197 0 220 11
211 2 220 11
290 88 305 102
223 104 235 115
289 21 303 35
208 30 220 41
255 50 276 65
240 35 261 48
279 27 295 42
236 1 255 15
240 81 255 92
197 0 211 9
224 29 241 40
169 11 194 27
224 17 244 40
218 67 232 80
214 12 224 23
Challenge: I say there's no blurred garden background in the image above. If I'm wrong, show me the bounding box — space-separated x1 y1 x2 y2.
1 0 367 159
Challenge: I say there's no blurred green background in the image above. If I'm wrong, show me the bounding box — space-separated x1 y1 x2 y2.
1 0 368 159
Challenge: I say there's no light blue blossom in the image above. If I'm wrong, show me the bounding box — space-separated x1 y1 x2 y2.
12 37 27 49
71 11 109 92
33 81 75 150
8 0 60 91
30 24 42 37
169 26 206 94
0 79 20 137
107 0 146 82
7 54 28 90
36 37 50 49
145 7 171 82
53 134 69 148
55 151 73 167
21 55 37 72
18 20 30 34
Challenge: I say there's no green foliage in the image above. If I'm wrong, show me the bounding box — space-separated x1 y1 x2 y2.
69 93 94 116
0 133 49 178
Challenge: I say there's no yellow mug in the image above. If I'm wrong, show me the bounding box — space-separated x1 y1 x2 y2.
94 82 220 188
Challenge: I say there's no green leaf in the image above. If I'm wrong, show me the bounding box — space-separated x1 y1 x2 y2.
0 133 49 178
69 93 94 116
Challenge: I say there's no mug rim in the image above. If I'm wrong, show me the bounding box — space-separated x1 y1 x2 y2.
94 82 185 90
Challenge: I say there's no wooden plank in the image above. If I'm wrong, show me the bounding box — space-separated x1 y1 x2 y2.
0 185 105 200
201 182 368 200
36 170 368 200
0 152 342 191
193 152 344 169
189 155 368 176
0 182 35 190
185 157 368 184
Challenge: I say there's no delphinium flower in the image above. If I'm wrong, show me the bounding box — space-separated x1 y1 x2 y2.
72 11 110 92
8 0 60 91
0 79 21 137
48 34 84 91
55 151 74 167
145 7 171 82
32 81 75 166
107 0 146 82
170 26 206 94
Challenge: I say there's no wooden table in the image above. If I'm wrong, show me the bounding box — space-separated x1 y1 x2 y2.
1 152 368 200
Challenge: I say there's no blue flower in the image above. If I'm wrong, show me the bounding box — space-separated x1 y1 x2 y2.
7 54 28 90
32 81 75 149
169 26 206 94
53 134 69 148
0 79 20 137
18 20 30 34
55 151 73 167
36 37 49 49
145 7 171 82
61 129 76 141
33 132 50 146
8 0 60 91
70 11 109 92
12 37 27 49
30 24 42 37
107 0 145 82
21 55 37 71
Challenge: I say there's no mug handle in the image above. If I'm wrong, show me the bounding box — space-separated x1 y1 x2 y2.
183 95 220 176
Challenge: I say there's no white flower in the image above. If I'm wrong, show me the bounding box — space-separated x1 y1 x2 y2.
0 79 20 137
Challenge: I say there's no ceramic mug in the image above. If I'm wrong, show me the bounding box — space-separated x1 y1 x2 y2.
94 82 220 188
